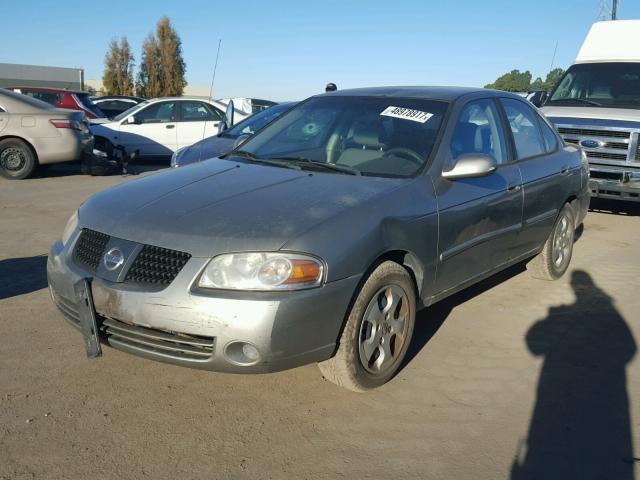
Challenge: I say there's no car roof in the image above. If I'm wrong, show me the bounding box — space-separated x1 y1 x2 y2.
93 95 145 102
321 86 515 102
8 86 88 95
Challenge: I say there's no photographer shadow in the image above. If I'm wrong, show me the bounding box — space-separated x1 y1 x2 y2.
511 270 637 479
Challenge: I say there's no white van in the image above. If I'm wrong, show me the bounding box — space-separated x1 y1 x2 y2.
541 20 640 202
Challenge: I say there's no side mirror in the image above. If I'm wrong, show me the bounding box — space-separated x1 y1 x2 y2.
442 153 497 180
225 100 235 127
217 121 227 134
127 115 141 125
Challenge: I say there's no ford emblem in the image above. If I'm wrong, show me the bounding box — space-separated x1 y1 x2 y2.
580 139 604 149
104 247 125 271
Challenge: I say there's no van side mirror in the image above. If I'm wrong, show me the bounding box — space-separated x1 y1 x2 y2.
442 153 497 180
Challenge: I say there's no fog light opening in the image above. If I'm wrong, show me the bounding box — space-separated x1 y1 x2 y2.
225 341 261 366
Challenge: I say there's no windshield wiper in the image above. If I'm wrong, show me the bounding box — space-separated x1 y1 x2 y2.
550 98 603 107
231 151 301 170
269 157 361 176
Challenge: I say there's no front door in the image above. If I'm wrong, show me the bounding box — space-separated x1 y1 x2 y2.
118 101 177 157
434 99 524 294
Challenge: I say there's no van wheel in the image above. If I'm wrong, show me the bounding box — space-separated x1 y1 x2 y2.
0 138 37 179
527 203 575 280
318 261 416 392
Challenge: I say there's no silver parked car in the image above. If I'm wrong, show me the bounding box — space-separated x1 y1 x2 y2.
0 89 94 179
48 87 589 391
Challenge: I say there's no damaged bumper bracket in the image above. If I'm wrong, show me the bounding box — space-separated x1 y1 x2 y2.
73 278 102 358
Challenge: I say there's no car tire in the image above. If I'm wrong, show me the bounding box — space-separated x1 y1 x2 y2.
318 261 416 392
527 203 575 281
0 138 37 180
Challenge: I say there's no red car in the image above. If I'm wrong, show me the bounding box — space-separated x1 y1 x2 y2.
7 86 105 120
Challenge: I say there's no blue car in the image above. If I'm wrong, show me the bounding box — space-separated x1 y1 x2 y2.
170 102 295 168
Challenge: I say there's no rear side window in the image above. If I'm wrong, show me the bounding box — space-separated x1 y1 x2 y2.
22 91 63 106
180 101 223 122
539 116 559 152
500 98 546 159
450 99 508 165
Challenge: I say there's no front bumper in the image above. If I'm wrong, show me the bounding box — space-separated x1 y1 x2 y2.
47 236 360 373
588 169 640 202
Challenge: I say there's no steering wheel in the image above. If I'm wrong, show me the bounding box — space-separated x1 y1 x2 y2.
382 147 424 165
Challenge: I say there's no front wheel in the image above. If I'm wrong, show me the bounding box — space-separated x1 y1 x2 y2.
318 261 416 391
527 203 575 280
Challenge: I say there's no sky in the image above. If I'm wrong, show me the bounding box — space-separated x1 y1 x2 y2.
2 0 640 101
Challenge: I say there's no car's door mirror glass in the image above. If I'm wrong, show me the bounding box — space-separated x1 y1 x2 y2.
442 153 497 180
217 121 227 134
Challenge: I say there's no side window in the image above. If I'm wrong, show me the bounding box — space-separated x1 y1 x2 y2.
180 101 223 122
539 116 559 152
500 98 546 159
136 102 176 123
450 99 508 165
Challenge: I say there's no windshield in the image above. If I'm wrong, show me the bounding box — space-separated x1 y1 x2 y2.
222 103 293 139
549 63 640 108
234 96 448 178
113 100 150 122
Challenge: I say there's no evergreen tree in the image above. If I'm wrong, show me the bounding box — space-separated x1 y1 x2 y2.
103 37 135 96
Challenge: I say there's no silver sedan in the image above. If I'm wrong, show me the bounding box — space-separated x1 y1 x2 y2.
48 87 589 391
0 89 93 179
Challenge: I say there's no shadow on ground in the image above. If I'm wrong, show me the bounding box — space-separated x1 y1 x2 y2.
0 255 49 299
32 161 167 179
511 270 637 479
404 262 527 367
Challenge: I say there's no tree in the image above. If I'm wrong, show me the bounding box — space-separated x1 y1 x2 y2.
485 68 566 93
137 33 161 98
136 17 187 97
485 69 533 92
103 37 135 96
543 68 564 92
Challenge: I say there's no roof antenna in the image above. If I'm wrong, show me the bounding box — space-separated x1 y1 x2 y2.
202 39 222 141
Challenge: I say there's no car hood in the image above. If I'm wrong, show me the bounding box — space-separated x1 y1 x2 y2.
541 105 640 123
176 136 236 166
79 158 405 258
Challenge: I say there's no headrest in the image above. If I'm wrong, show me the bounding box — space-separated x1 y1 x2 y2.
451 122 478 153
351 120 383 148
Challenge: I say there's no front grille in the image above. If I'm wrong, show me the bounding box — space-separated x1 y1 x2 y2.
125 245 191 286
557 127 630 139
74 229 110 273
586 151 628 161
101 317 215 360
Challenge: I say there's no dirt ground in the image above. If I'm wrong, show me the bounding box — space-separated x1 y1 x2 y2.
1 164 639 480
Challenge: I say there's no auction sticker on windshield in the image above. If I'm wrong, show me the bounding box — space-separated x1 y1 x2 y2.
380 106 433 123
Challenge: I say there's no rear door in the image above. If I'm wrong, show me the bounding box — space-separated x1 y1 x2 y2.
499 98 568 256
118 101 178 156
434 98 523 293
176 101 222 149
0 105 7 133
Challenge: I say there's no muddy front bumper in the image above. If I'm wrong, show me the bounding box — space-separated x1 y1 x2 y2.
47 237 359 373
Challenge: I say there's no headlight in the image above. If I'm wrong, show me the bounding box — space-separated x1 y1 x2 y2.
198 252 324 291
170 147 188 168
61 210 79 246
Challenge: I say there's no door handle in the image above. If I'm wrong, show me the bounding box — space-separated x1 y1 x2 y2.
560 166 569 175
166 124 175 129
508 184 522 193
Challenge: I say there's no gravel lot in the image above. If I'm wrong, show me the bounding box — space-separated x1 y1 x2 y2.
1 164 639 480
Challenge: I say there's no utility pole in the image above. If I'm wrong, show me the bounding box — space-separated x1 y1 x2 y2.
612 0 618 19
